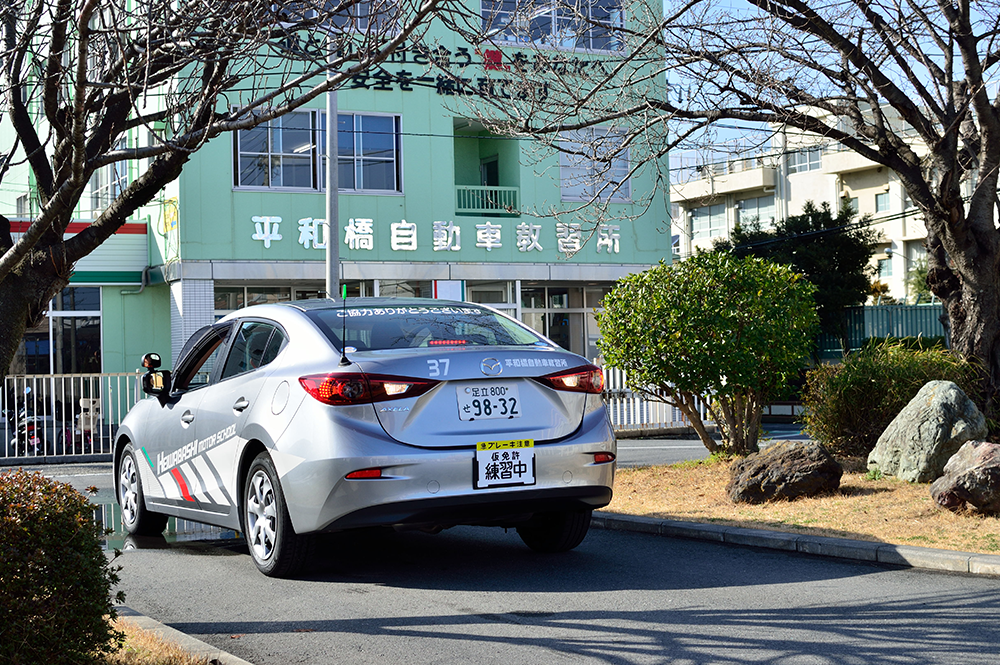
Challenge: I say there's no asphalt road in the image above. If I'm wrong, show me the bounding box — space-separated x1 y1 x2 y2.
22 460 1000 665
616 424 810 468
112 524 1000 665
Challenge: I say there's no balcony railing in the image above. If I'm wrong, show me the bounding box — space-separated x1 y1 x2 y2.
456 185 520 215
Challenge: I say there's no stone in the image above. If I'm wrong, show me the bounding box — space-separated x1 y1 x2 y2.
727 440 843 504
930 441 1000 513
867 381 987 483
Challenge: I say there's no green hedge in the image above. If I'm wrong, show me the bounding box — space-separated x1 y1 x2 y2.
802 341 979 458
0 469 124 664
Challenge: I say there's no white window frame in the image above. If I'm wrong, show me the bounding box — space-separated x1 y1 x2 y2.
89 138 129 213
322 111 403 194
691 203 726 240
275 0 400 33
481 0 625 52
234 109 318 191
47 286 103 374
787 147 821 174
559 127 630 202
875 191 890 213
737 195 775 229
878 258 892 279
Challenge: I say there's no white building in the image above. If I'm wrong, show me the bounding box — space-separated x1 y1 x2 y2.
670 130 945 303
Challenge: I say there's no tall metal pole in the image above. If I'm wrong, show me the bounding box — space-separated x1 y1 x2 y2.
325 61 340 299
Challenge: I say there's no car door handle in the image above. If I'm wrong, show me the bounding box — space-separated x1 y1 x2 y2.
233 398 250 412
181 411 195 424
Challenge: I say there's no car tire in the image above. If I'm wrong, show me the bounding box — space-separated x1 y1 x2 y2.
118 443 168 536
516 509 593 553
244 452 312 578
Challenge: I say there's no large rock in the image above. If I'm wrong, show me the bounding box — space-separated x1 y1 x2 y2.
867 381 987 483
727 441 843 504
930 441 1000 513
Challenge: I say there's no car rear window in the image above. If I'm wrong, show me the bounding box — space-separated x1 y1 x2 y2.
308 305 544 351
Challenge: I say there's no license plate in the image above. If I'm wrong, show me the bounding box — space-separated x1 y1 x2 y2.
474 439 535 489
457 383 520 421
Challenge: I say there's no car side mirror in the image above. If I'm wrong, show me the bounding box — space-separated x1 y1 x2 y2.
141 370 172 396
141 351 172 400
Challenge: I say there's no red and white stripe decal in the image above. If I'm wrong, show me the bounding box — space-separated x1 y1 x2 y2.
169 468 196 502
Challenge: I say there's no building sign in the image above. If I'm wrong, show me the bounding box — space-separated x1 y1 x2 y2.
249 215 621 257
275 38 606 101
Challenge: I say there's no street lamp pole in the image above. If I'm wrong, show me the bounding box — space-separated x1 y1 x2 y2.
325 55 340 299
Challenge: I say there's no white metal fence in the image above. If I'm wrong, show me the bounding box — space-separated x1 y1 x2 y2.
0 366 709 463
0 373 143 461
600 365 714 432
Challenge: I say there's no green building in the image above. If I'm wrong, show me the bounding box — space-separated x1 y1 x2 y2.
7 19 671 375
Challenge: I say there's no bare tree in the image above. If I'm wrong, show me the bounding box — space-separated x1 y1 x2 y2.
0 0 449 378
447 0 1000 419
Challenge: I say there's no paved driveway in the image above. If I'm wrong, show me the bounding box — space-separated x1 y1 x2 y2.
113 524 1000 665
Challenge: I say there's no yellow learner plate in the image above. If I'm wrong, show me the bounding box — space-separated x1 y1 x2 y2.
474 439 536 489
476 439 534 451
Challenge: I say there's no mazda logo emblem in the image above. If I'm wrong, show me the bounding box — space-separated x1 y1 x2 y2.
480 358 502 376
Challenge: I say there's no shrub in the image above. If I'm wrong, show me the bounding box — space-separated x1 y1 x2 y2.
863 336 948 351
0 469 124 665
597 253 817 456
802 341 979 457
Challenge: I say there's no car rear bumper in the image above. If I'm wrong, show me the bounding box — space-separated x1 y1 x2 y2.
276 406 616 534
320 485 612 532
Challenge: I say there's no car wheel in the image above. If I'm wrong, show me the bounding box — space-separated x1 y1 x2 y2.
516 509 593 553
244 452 312 577
118 443 168 536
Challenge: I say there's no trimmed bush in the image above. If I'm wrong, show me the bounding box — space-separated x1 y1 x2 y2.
0 469 124 665
802 341 979 457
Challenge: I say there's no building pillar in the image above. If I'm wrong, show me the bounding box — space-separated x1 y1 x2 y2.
169 279 215 365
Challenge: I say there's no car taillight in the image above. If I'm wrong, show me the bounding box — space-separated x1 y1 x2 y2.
299 373 438 405
534 365 605 394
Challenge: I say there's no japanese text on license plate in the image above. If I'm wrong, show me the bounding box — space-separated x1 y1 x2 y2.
457 384 520 421
474 439 535 489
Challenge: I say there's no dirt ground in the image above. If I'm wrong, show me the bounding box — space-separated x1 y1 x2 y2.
606 456 1000 554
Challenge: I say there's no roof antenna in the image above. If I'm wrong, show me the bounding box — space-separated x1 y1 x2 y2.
339 284 351 367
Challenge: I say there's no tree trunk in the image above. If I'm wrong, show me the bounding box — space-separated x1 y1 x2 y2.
925 209 1000 423
658 387 718 453
712 391 762 456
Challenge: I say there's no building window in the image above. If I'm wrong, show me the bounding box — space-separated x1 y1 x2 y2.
234 110 316 189
787 147 821 174
691 203 726 239
737 195 775 229
90 139 129 212
275 0 399 32
481 0 624 51
559 128 630 202
878 258 892 278
846 197 859 214
234 111 403 193
8 287 102 375
875 192 890 213
320 112 402 193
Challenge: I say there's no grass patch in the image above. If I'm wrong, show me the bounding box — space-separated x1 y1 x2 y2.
104 619 212 665
608 458 1000 554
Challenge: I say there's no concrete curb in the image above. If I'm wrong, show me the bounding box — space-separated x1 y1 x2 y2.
592 511 1000 576
117 606 254 665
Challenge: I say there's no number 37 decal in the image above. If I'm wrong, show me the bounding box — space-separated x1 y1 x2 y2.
427 359 450 377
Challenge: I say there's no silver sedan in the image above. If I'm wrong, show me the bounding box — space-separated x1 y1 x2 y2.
115 298 616 577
